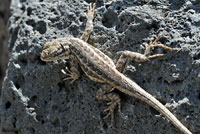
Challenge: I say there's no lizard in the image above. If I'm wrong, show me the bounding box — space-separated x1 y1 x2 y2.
40 3 192 134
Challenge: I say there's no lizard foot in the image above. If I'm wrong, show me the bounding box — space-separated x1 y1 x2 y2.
84 3 96 19
145 35 173 59
103 94 121 128
96 85 122 128
61 67 79 83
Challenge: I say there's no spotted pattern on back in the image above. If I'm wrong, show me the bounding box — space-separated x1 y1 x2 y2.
69 38 117 83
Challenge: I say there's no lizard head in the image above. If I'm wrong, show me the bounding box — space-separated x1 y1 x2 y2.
40 39 71 61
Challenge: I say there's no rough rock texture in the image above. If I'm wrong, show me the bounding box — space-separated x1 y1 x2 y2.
0 0 10 96
1 0 200 134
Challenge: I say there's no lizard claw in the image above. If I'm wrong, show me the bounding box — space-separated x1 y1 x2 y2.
85 3 96 19
103 99 122 127
144 35 173 58
61 67 79 84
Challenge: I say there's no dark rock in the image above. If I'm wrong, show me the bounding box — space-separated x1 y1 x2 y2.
0 0 10 96
1 0 200 134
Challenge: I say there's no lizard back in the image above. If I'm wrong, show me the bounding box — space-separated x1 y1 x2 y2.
69 38 119 84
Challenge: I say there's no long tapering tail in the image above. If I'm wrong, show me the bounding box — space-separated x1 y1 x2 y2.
115 72 192 134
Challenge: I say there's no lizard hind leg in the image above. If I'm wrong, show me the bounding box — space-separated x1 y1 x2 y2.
96 85 121 128
116 35 173 72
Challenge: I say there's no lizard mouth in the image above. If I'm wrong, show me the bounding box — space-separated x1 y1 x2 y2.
40 56 47 61
40 57 53 62
40 52 51 61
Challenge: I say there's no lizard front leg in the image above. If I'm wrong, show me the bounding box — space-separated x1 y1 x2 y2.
81 3 96 42
62 55 80 84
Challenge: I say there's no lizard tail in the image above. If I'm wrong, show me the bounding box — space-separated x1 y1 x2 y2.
115 73 192 134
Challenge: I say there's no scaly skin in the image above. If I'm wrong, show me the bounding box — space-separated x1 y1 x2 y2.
40 3 192 134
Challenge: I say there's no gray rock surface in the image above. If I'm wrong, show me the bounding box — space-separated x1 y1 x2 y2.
1 0 200 134
0 0 10 96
